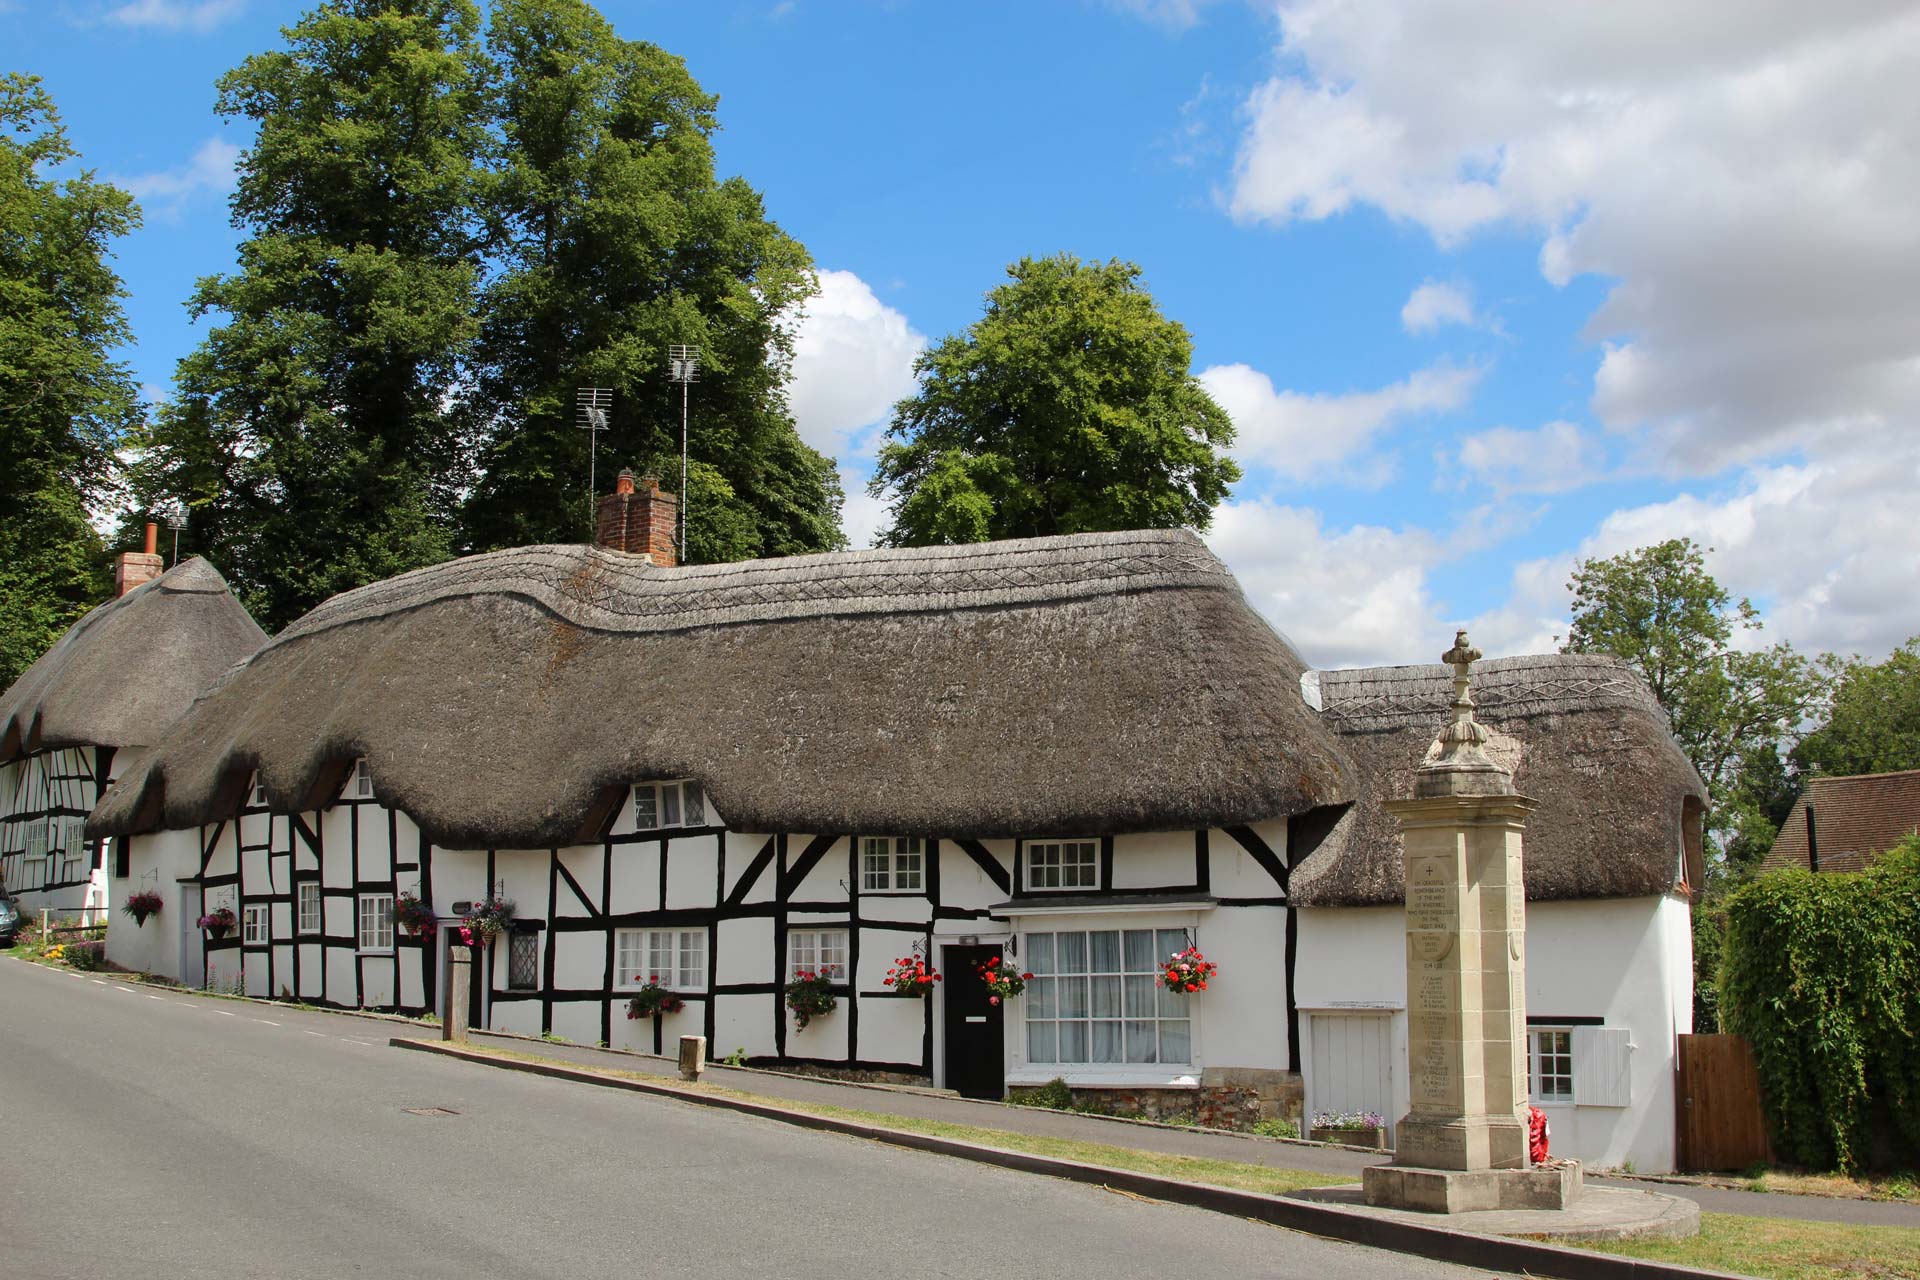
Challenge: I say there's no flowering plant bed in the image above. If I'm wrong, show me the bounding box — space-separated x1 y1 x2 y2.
977 955 1033 1005
884 954 940 996
1310 1111 1387 1148
786 968 837 1029
197 906 237 938
460 895 515 947
122 889 164 927
392 893 437 939
626 979 685 1019
1159 945 1217 994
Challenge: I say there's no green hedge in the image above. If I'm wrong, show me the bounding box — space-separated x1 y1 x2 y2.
1719 835 1920 1171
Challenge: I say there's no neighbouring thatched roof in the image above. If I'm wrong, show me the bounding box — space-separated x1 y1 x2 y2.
1 558 266 764
1761 769 1920 874
90 531 1356 848
1290 654 1706 906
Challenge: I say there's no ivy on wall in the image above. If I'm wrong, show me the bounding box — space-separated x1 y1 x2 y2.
1719 835 1920 1171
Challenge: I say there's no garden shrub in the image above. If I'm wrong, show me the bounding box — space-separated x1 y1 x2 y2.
64 940 105 971
1719 835 1920 1171
1013 1077 1073 1110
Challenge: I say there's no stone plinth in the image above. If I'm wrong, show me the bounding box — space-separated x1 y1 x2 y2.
1362 1160 1581 1213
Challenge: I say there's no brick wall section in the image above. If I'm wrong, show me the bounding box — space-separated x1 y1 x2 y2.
114 552 163 596
594 470 678 567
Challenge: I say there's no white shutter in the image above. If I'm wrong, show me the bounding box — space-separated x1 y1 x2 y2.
1571 1026 1633 1106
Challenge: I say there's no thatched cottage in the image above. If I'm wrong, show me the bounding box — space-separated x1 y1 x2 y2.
0 532 264 919
68 480 1701 1171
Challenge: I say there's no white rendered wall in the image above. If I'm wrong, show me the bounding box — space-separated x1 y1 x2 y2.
1297 895 1692 1172
105 826 200 978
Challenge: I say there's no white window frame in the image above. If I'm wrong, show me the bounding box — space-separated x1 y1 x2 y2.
787 928 848 980
1529 1026 1575 1103
296 882 321 935
59 817 87 882
861 836 924 893
349 758 374 801
1025 839 1100 891
613 927 708 990
242 903 270 946
1022 927 1194 1068
632 780 707 832
23 823 49 888
357 892 394 953
249 772 268 808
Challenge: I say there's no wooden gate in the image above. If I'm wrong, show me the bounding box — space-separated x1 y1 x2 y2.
1677 1033 1771 1171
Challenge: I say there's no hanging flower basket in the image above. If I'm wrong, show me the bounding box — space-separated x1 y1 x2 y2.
626 978 685 1020
197 906 236 939
122 889 164 928
1160 945 1218 994
977 955 1033 1006
392 893 438 939
884 955 940 997
786 968 837 1029
460 895 515 947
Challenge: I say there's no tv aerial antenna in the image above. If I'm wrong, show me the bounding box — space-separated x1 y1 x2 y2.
576 387 613 535
156 499 188 567
667 346 699 563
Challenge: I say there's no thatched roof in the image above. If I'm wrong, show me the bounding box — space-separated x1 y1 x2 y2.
1761 769 1920 874
89 531 1356 847
1 558 266 764
1289 654 1706 906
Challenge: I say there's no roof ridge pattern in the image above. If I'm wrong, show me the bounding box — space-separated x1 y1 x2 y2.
1315 653 1665 728
277 528 1231 645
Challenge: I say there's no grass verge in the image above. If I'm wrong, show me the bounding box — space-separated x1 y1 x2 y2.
1576 1210 1920 1280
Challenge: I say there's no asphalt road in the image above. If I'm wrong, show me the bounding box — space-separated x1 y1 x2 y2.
0 960 1504 1280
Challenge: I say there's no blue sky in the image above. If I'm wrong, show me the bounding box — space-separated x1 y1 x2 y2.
8 1 1916 667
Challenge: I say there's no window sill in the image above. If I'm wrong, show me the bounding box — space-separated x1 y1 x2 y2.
1006 1067 1200 1090
358 948 394 956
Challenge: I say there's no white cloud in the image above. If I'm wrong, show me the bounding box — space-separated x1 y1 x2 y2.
1207 498 1443 669
1201 360 1481 479
787 269 926 460
1455 420 1604 494
106 0 246 32
837 476 890 551
1401 280 1474 334
119 136 241 215
1103 0 1227 30
1228 2 1920 474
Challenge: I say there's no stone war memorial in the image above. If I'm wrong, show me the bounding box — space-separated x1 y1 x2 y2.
1364 630 1577 1214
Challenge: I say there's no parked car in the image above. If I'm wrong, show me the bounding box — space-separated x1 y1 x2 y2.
0 889 19 946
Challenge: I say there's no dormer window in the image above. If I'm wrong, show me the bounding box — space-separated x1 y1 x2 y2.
249 773 268 808
633 780 705 831
1026 839 1099 891
349 758 374 800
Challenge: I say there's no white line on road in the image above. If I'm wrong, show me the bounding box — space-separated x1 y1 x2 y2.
114 985 136 993
253 1018 281 1026
216 1010 236 1017
147 995 165 1001
304 1030 327 1038
92 980 107 985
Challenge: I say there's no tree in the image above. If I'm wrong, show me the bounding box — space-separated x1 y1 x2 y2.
1562 538 1820 869
457 0 839 562
1793 638 1920 779
869 254 1239 547
0 74 139 687
133 0 491 629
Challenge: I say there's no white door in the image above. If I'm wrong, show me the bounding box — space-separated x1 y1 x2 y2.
179 883 204 989
1308 1012 1394 1142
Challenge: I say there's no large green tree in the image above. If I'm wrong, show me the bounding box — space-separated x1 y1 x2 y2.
1562 538 1820 871
869 254 1240 547
456 0 838 562
0 75 139 687
1793 637 1920 780
133 0 491 630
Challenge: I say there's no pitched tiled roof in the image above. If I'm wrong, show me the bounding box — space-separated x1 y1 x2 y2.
1761 769 1920 873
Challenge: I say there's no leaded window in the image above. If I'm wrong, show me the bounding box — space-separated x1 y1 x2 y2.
508 930 540 991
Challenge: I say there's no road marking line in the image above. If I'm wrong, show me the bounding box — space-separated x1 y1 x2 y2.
304 1030 327 1037
216 1010 236 1017
114 985 136 993
253 1018 281 1026
147 995 165 1001
91 979 107 985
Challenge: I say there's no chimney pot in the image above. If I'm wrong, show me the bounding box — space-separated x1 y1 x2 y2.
143 522 158 555
615 469 636 496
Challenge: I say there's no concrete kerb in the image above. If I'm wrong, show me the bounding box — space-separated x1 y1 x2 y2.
393 1038 1745 1280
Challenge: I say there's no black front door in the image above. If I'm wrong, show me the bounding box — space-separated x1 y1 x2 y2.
943 944 1006 1100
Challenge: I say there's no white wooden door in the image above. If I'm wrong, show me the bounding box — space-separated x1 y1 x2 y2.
1308 1012 1394 1141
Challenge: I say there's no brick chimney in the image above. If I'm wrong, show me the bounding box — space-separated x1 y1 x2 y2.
115 522 165 596
595 469 678 567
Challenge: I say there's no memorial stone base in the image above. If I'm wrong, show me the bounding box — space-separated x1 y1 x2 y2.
1362 1160 1583 1214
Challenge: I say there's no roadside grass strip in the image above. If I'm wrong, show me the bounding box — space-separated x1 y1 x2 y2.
1576 1211 1920 1280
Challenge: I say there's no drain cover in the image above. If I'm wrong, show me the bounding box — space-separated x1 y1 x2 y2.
401 1107 461 1117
